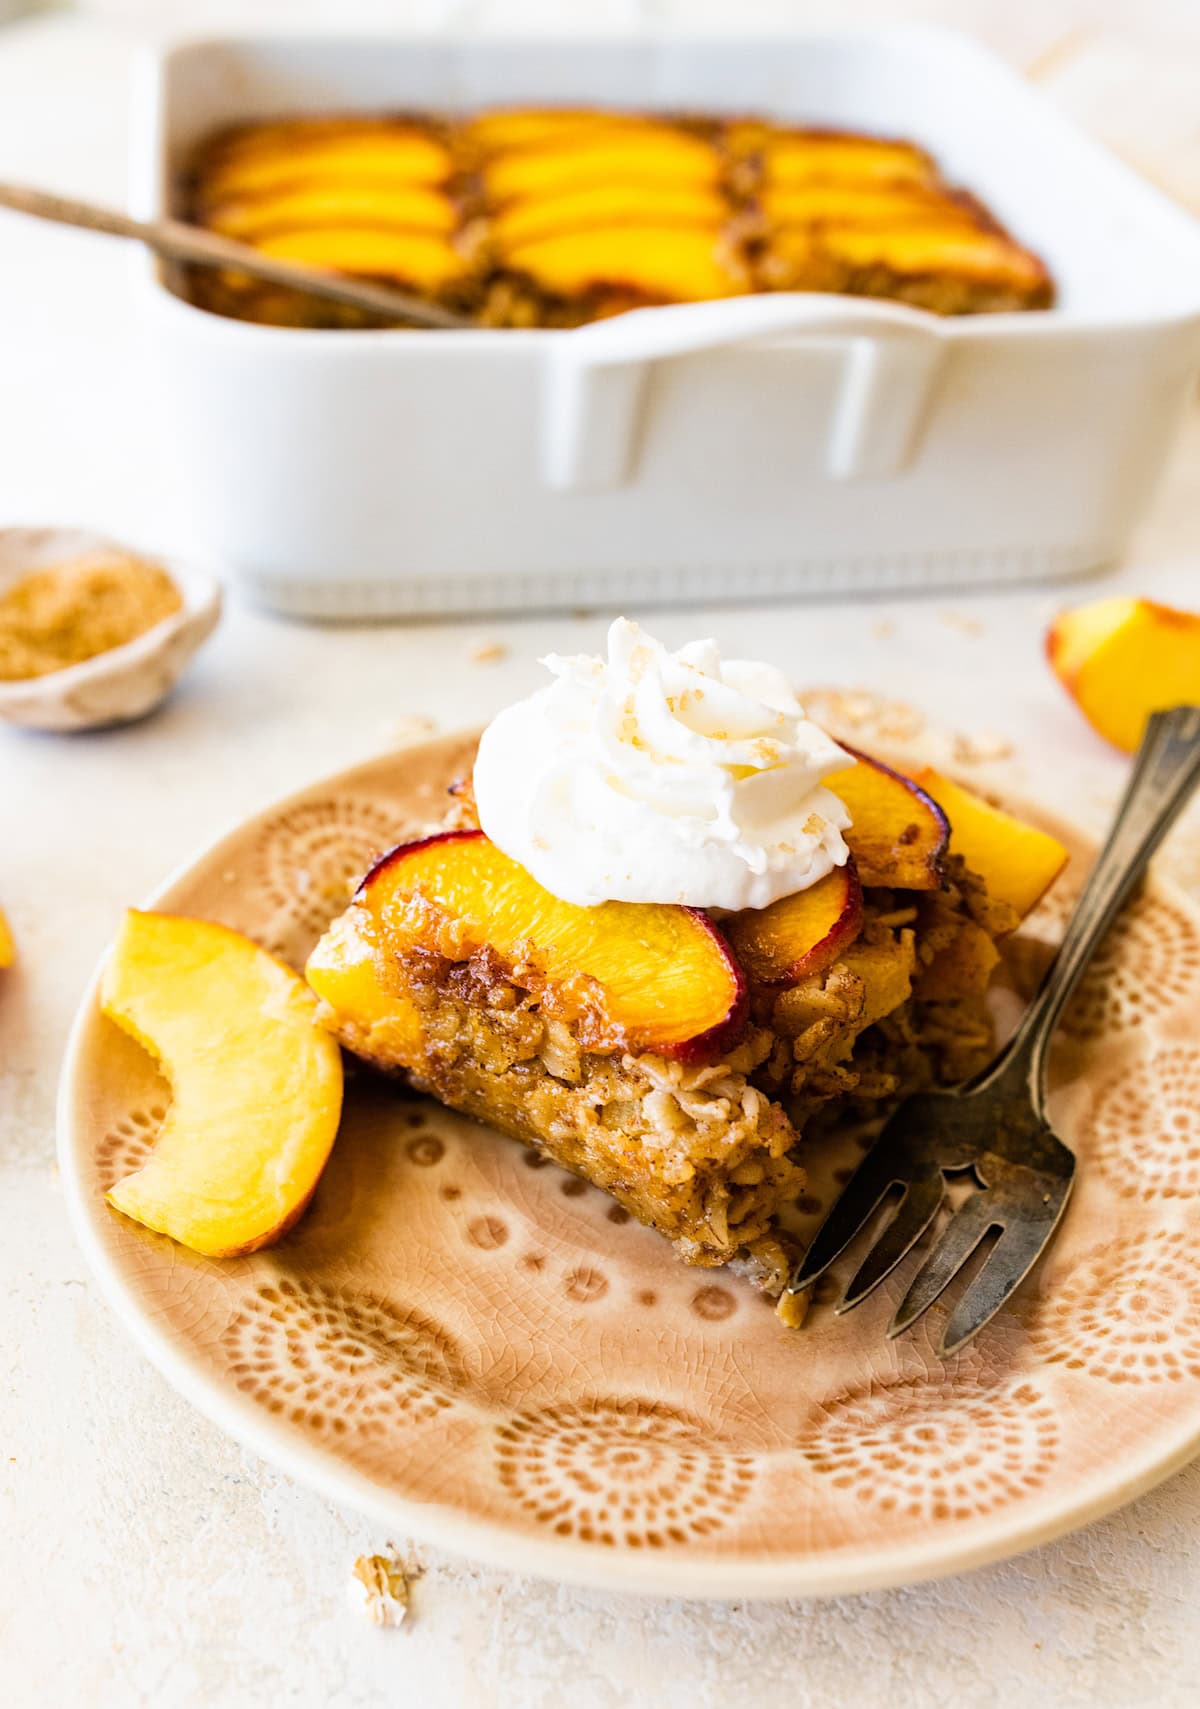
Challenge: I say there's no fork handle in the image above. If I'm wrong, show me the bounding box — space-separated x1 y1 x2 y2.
989 704 1200 1109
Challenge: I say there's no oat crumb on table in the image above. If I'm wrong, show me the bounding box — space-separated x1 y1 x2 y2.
468 641 508 665
938 608 986 637
952 730 1015 765
378 713 438 748
350 1545 425 1628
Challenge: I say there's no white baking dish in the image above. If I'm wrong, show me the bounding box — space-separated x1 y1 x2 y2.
134 30 1200 618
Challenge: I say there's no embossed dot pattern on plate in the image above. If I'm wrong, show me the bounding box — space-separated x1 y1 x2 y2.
59 731 1200 1593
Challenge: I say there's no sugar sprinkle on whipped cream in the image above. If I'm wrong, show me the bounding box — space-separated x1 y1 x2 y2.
473 618 853 912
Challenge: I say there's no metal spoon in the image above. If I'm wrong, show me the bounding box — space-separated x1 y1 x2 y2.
0 181 471 331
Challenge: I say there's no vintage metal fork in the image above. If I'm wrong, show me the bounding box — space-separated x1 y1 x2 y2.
791 704 1200 1356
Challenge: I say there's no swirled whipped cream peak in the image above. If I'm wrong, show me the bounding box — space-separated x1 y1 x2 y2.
473 618 853 912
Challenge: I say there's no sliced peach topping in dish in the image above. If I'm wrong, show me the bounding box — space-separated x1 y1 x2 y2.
102 910 343 1258
503 227 746 303
490 183 729 251
201 130 454 200
815 225 1050 287
761 183 968 228
758 134 935 189
251 229 469 290
465 109 681 156
483 132 722 204
205 118 439 162
306 830 747 1063
0 905 14 968
204 185 457 242
825 750 949 891
910 768 1069 923
725 862 863 988
1046 596 1200 753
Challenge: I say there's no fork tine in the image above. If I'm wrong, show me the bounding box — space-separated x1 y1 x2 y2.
791 1143 923 1290
938 1176 1075 1356
887 1191 998 1337
838 1173 945 1311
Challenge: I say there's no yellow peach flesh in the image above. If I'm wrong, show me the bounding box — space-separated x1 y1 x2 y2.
0 905 14 968
726 863 863 986
762 184 962 227
309 831 745 1059
468 111 693 156
491 183 728 250
484 133 721 203
202 133 453 199
826 753 948 891
911 769 1069 922
102 911 343 1257
505 226 743 302
205 185 457 242
816 225 1048 287
762 137 934 189
251 228 468 289
1047 597 1200 753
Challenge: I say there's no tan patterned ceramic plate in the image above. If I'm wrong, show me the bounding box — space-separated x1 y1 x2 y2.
58 735 1200 1598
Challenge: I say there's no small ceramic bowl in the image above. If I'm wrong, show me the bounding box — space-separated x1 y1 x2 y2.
0 527 221 732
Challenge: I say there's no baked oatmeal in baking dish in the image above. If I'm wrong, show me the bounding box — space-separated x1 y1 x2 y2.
306 622 1068 1319
179 108 1053 327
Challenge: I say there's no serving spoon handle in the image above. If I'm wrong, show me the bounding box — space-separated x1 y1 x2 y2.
0 181 471 331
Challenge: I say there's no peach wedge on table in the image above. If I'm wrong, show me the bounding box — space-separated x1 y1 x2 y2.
101 910 344 1257
1046 596 1200 752
307 829 747 1064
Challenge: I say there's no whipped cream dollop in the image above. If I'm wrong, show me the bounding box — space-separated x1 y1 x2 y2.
473 618 852 912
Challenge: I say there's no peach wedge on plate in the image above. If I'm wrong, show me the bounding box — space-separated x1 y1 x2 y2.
828 749 949 890
910 768 1069 923
102 910 343 1256
726 862 863 987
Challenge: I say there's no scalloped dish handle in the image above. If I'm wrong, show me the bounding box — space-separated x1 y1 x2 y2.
539 293 950 492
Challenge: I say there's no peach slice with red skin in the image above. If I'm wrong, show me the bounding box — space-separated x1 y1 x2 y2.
726 861 863 987
826 748 949 891
1046 596 1200 753
309 830 747 1064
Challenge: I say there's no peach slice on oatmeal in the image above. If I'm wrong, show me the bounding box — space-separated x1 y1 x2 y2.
102 910 343 1257
726 862 863 987
205 184 457 243
466 110 687 157
502 226 745 303
826 749 949 891
306 829 747 1063
251 228 469 291
1046 597 1200 753
482 131 721 203
201 129 454 201
490 183 729 251
0 905 14 967
910 769 1069 922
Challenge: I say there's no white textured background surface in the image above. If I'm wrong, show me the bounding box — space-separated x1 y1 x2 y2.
2 6 1199 1705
